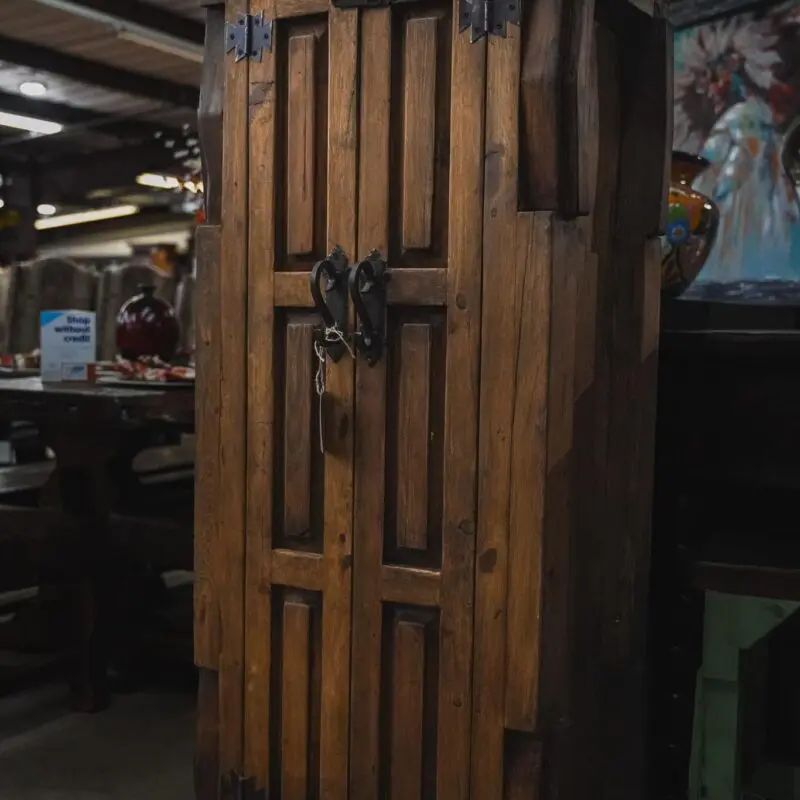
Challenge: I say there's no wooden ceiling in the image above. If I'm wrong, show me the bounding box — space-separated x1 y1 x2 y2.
0 0 204 241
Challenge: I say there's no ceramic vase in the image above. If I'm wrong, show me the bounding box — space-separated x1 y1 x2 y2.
116 284 180 362
662 151 720 297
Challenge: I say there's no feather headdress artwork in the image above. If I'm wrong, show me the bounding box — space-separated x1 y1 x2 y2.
674 2 800 285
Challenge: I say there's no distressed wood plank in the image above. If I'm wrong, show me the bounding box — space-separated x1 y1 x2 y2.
471 16 518 797
282 601 312 800
349 10 391 797
272 549 325 592
218 0 249 776
283 322 314 539
503 212 551 732
381 565 441 607
194 224 221 671
274 268 447 307
243 0 276 788
390 619 426 800
519 0 561 210
287 34 316 255
401 17 437 250
547 218 581 467
396 323 431 551
319 9 358 798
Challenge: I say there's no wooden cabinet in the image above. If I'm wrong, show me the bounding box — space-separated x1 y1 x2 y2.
194 0 671 797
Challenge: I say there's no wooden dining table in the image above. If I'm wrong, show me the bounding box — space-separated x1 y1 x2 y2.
0 376 194 710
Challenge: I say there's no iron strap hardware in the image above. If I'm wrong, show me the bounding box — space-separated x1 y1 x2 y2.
349 250 388 367
310 246 351 362
225 11 273 61
459 0 521 41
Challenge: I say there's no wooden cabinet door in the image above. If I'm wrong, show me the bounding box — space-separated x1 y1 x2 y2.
242 0 485 796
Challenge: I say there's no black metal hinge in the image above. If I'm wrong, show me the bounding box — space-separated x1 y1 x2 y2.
459 0 521 41
225 11 273 61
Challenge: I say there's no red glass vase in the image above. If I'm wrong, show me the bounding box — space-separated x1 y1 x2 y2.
115 284 180 362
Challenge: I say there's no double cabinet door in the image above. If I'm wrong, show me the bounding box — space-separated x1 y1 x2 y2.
233 0 487 796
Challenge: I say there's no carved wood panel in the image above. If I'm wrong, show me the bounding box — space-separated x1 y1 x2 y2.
242 0 482 796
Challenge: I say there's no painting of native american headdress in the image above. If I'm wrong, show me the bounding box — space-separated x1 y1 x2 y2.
674 1 800 294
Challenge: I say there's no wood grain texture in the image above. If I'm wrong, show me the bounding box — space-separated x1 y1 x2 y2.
349 10 391 797
195 668 220 800
547 218 581 468
503 212 551 732
519 0 561 210
244 0 276 788
381 565 441 607
281 601 312 800
401 17 438 250
320 9 358 798
471 17 518 798
396 324 431 551
198 3 225 225
272 549 325 592
218 0 249 776
194 224 222 671
286 34 316 255
390 619 426 800
283 322 314 539
595 11 670 798
436 5 485 797
569 22 620 800
518 0 595 214
274 268 447 308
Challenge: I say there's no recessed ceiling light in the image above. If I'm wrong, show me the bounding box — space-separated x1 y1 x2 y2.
37 203 57 216
19 81 48 98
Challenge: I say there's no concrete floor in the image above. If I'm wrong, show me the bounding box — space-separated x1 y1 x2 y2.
0 685 194 800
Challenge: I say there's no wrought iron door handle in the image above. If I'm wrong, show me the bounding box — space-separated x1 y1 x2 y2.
310 246 349 362
348 250 387 367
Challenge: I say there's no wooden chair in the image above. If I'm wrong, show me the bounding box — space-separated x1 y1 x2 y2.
96 262 175 362
7 258 97 356
4 260 96 464
0 264 19 356
174 272 195 355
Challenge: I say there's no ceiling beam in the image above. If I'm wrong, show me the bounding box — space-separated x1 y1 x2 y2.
37 143 181 202
27 0 205 45
36 206 192 246
0 90 176 146
0 34 199 109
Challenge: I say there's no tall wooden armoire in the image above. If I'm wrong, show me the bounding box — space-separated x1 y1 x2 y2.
194 0 671 795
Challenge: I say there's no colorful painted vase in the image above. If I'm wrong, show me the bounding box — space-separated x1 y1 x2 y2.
661 151 719 297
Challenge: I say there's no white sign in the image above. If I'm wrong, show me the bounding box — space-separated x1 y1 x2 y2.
40 310 96 382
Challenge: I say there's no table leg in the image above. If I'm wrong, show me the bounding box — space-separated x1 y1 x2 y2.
40 430 125 713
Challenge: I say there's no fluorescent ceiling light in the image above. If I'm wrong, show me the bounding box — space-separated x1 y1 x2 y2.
35 205 139 231
19 81 48 97
137 172 181 190
0 111 63 136
27 0 203 63
37 203 57 217
136 173 203 194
